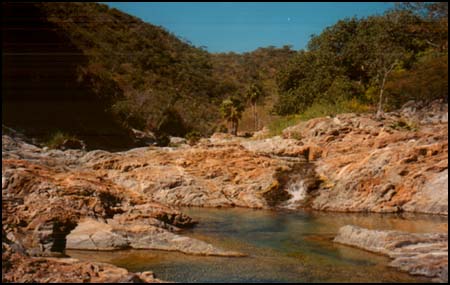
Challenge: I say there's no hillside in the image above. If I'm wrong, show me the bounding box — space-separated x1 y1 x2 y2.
2 2 295 148
3 2 446 148
273 3 448 117
2 2 219 148
1 2 448 283
211 46 296 131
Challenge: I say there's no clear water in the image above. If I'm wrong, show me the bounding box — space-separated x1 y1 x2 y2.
67 207 447 283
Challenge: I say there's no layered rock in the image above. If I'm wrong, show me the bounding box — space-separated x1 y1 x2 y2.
2 101 448 282
240 136 313 158
2 164 238 255
2 233 163 283
66 218 243 256
81 142 307 209
282 102 448 215
3 102 447 217
334 225 448 283
2 132 246 282
2 131 85 169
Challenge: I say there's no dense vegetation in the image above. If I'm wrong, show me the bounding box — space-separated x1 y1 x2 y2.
212 47 296 131
273 2 448 117
28 2 295 137
36 2 220 136
3 2 447 143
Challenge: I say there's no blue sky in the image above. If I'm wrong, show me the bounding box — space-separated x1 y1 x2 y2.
103 2 394 53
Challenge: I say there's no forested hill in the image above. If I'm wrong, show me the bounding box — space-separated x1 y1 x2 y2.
273 2 448 117
2 2 447 149
2 2 295 148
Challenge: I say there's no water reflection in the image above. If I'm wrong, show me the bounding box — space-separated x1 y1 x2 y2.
67 207 446 282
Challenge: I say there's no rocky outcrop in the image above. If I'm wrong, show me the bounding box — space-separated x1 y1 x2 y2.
282 102 448 215
66 218 243 256
2 132 246 282
81 142 307 209
2 132 86 169
2 234 163 283
1 125 324 268
2 131 248 262
251 126 270 139
1 154 237 255
58 138 87 150
131 128 157 147
2 100 447 282
3 102 447 218
400 100 448 125
334 225 448 283
240 136 313 158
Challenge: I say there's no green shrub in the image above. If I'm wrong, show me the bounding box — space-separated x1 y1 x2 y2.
267 115 302 137
268 98 372 137
45 131 78 149
390 119 419 131
214 124 228 133
298 98 372 121
385 53 448 110
154 133 170 147
185 131 202 145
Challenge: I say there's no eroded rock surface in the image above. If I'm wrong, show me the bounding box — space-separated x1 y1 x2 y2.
2 132 245 282
81 143 307 209
2 101 447 282
7 102 445 216
66 218 243 256
2 233 163 283
282 102 448 215
334 225 448 283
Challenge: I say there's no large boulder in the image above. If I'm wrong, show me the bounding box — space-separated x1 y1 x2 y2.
2 225 163 283
2 247 163 283
66 218 244 256
2 131 238 259
334 225 448 283
240 136 319 159
277 104 448 215
82 141 313 209
310 120 448 214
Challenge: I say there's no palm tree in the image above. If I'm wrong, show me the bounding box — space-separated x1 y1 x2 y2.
245 83 263 131
220 97 244 136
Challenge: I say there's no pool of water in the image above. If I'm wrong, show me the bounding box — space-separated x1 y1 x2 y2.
67 207 447 282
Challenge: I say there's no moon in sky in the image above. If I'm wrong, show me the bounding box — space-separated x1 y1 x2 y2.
287 17 291 21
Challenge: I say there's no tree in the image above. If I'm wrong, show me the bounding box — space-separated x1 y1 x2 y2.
358 13 412 117
272 8 442 117
385 52 448 107
274 49 344 115
245 83 264 131
156 107 188 137
395 2 448 21
220 97 244 136
395 2 448 52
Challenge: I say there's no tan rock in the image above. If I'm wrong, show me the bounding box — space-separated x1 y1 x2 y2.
334 225 448 282
85 143 305 209
66 218 244 256
2 254 164 283
288 108 449 215
2 233 164 283
252 126 270 139
240 136 306 157
2 148 201 258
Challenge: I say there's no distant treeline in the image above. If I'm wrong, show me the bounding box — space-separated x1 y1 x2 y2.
3 2 447 140
274 2 448 116
28 2 295 137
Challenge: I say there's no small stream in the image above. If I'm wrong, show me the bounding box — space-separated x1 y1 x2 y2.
67 207 447 283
